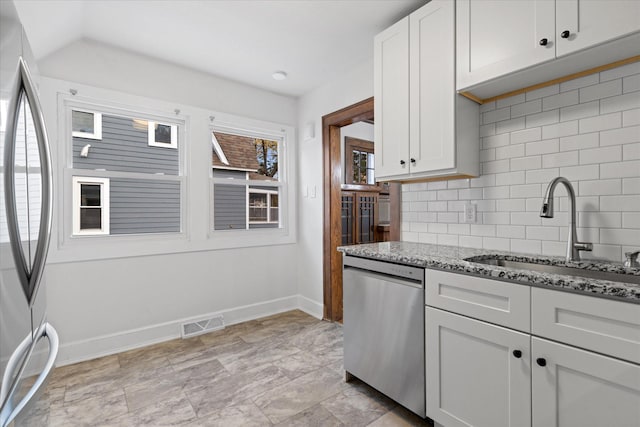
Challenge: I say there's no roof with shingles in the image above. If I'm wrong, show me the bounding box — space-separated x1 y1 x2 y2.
212 132 259 171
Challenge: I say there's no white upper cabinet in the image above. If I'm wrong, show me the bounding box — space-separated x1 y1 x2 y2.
375 0 479 182
457 0 640 96
456 0 556 90
374 17 410 178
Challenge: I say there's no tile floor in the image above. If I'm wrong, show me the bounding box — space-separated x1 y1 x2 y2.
20 310 434 426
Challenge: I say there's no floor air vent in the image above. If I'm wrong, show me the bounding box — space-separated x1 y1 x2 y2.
181 314 225 338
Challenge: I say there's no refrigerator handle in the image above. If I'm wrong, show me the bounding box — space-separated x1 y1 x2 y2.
0 323 59 427
3 57 53 307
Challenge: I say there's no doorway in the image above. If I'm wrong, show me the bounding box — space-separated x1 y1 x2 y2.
322 97 400 322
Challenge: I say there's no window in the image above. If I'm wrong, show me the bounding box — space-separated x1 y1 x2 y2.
148 121 177 148
72 177 110 235
66 101 183 238
72 109 102 140
345 137 375 185
211 127 286 232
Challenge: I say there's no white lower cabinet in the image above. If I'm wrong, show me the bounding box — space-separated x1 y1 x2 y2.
532 337 640 427
425 270 640 427
426 307 531 427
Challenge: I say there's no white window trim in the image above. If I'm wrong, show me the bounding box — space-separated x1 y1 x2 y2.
148 121 178 149
71 109 102 140
248 188 279 224
72 176 110 236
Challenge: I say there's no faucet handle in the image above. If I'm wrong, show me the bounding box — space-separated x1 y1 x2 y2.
624 251 640 267
574 242 593 252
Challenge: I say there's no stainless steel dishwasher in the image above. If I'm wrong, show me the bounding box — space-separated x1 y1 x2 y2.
343 255 425 418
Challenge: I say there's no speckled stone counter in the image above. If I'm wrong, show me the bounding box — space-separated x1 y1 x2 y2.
338 241 640 303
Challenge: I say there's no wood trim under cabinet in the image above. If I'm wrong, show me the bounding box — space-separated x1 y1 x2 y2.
460 55 640 105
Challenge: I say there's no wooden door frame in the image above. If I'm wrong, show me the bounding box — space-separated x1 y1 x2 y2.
322 97 374 321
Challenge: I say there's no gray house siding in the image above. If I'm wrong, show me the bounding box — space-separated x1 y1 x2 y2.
213 169 246 230
73 115 179 175
110 178 180 234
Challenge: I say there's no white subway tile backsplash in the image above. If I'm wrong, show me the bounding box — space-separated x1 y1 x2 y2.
579 79 621 103
580 112 622 133
560 100 599 122
526 84 559 101
526 109 560 128
623 143 640 160
600 62 640 81
496 144 525 159
600 125 640 146
623 74 640 94
600 91 640 114
542 120 578 139
580 146 622 165
510 127 542 144
622 213 640 228
543 90 578 111
578 179 621 196
525 138 559 156
511 100 542 118
496 117 526 134
623 108 640 127
600 160 640 179
483 107 511 124
400 64 638 262
560 73 599 92
622 177 640 194
559 132 599 151
542 151 579 168
496 93 525 108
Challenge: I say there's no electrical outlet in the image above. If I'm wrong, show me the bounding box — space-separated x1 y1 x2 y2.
464 202 477 224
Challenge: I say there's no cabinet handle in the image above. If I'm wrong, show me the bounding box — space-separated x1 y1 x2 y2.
539 38 548 46
410 158 416 164
400 160 406 166
513 350 522 358
561 30 571 39
536 357 547 367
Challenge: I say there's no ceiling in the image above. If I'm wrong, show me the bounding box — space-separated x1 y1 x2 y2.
14 0 426 97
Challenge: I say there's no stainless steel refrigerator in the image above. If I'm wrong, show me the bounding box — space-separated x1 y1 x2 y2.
0 1 58 425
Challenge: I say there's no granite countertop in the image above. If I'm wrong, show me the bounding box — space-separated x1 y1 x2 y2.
338 241 640 303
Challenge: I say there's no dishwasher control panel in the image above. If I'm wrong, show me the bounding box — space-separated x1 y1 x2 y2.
343 256 424 284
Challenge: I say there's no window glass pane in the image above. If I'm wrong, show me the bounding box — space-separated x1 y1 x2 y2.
254 139 279 180
270 194 279 222
80 208 101 229
154 123 173 144
80 184 101 207
72 110 94 134
367 168 375 185
249 193 268 222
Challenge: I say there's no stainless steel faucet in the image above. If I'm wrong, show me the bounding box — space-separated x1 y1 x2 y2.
624 251 640 267
540 177 593 262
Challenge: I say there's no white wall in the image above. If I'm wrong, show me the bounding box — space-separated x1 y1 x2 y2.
36 40 305 365
296 58 374 308
402 62 640 262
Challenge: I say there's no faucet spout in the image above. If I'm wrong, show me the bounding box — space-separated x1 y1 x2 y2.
540 177 592 262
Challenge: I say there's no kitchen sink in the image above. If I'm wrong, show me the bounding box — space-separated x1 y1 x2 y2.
465 257 640 285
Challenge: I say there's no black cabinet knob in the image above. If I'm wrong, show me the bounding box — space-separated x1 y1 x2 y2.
400 160 406 165
536 357 547 367
410 158 416 164
513 350 522 358
561 30 571 39
539 38 548 46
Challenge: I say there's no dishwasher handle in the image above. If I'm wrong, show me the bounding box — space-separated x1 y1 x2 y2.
344 265 424 289
343 256 424 284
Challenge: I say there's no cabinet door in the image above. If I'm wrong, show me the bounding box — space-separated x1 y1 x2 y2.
456 0 555 90
532 337 640 427
556 0 640 57
409 0 455 173
426 307 531 427
374 17 409 179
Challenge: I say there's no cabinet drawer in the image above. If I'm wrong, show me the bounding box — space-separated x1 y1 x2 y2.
426 270 530 332
532 287 640 364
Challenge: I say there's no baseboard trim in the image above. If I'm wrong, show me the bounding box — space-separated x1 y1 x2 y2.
55 294 310 367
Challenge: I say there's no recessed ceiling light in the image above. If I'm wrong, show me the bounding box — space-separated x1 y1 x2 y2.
272 71 288 81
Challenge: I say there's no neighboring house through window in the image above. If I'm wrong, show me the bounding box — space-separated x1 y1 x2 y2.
211 130 282 230
67 102 184 238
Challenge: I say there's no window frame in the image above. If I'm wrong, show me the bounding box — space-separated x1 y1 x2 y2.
72 176 110 236
148 121 178 149
344 136 375 186
247 188 279 225
71 108 102 140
